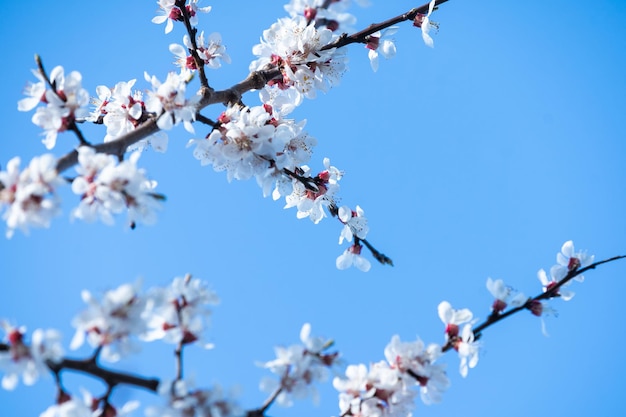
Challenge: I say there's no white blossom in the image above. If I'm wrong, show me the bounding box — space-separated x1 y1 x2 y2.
384 335 449 405
486 277 526 313
336 243 371 272
71 148 162 228
414 0 437 48
0 154 63 238
21 66 90 149
338 205 369 244
438 301 473 341
366 27 398 72
260 323 339 407
456 324 479 377
144 69 199 133
69 280 146 362
551 240 594 282
250 16 348 106
0 322 63 390
333 361 416 417
538 268 574 301
142 274 219 348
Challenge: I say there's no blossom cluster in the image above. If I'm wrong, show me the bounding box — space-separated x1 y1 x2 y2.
87 79 168 152
0 322 63 391
71 147 162 228
260 323 340 407
0 274 226 416
284 0 370 33
249 15 348 106
333 333 449 417
484 240 594 335
69 274 219 363
0 154 63 238
152 0 212 34
170 31 230 71
188 103 316 187
18 65 90 150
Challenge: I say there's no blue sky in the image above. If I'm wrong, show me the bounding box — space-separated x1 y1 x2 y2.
1 0 625 416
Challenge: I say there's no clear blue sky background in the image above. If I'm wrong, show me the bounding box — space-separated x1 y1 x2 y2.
1 1 625 416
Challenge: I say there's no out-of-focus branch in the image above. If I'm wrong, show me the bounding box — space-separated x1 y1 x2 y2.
45 356 160 393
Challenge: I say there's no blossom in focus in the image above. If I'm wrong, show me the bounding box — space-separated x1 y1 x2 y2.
170 31 230 71
144 69 198 133
20 66 90 149
366 27 398 72
551 240 594 282
189 104 315 192
250 16 348 106
437 301 473 341
413 0 437 48
0 155 63 238
142 274 219 348
528 299 558 337
152 0 182 34
338 205 369 244
384 335 449 405
456 324 479 377
537 268 574 301
283 157 342 223
336 243 371 272
69 280 147 362
0 322 63 390
486 277 526 313
71 148 162 228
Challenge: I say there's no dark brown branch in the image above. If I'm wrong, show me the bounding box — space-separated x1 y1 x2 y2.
441 255 626 352
322 0 449 50
46 357 160 392
177 0 211 90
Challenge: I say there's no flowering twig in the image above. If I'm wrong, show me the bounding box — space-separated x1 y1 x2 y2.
442 254 626 352
322 0 449 50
